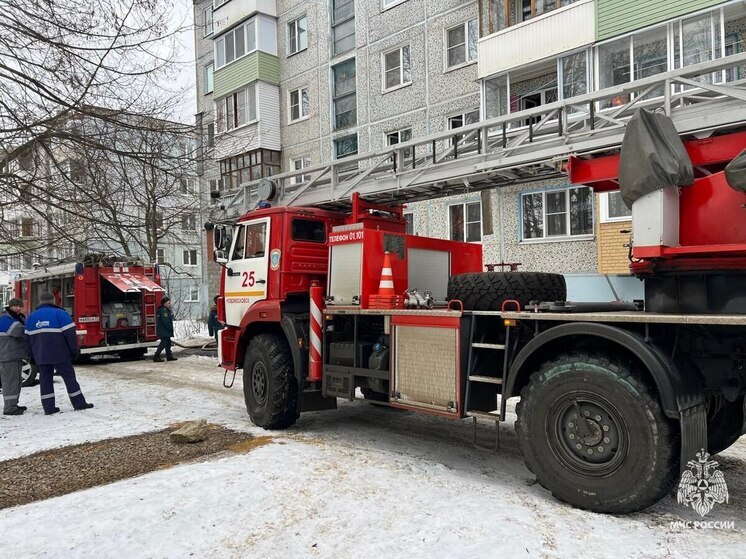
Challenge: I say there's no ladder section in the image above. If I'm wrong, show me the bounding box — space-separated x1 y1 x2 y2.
215 53 746 217
143 292 157 339
463 313 513 451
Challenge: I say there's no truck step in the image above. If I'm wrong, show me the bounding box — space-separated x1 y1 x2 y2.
472 342 506 350
466 410 501 421
468 375 503 385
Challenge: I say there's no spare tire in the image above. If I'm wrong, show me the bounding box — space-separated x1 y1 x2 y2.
447 272 566 311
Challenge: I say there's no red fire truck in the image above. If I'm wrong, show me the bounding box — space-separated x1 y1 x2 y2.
209 123 746 514
13 256 163 383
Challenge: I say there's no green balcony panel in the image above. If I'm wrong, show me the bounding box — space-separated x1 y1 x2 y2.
214 51 279 98
597 0 726 40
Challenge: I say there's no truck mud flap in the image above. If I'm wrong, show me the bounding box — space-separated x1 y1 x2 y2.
679 403 708 472
299 389 338 412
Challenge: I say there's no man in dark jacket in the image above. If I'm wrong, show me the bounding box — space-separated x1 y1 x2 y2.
25 292 94 415
207 295 223 342
0 298 29 415
153 296 177 362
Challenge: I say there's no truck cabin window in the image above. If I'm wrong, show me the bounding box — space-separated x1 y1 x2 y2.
231 222 267 260
292 219 326 243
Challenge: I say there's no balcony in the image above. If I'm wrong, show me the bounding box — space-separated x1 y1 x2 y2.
213 0 276 36
478 0 595 79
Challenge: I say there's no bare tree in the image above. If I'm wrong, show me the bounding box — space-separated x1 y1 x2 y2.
0 0 196 263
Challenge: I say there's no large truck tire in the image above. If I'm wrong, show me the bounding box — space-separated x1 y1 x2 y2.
22 361 39 387
243 333 298 429
707 396 745 455
515 351 679 514
447 272 566 311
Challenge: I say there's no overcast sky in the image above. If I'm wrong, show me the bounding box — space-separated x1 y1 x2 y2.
172 0 197 123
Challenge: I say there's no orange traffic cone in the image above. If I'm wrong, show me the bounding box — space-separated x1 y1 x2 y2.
377 252 395 296
368 251 404 309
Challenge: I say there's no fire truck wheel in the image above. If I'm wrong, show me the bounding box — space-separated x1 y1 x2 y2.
706 396 745 455
447 272 566 311
21 360 38 387
515 351 679 514
243 334 298 429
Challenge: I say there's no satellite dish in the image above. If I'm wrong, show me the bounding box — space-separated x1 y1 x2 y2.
257 178 277 201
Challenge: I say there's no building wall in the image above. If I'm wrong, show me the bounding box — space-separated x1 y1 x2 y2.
596 0 727 40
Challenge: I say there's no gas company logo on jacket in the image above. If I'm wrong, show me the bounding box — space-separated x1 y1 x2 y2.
35 320 51 328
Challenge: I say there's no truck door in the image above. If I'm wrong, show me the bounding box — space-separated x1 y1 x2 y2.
224 218 270 326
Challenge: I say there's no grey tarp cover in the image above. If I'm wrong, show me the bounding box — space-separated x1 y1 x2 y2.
725 149 746 193
618 108 694 208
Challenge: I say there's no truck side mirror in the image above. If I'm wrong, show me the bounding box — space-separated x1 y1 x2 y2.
213 225 226 250
214 249 228 264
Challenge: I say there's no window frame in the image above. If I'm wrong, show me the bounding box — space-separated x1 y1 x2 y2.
216 84 257 134
331 0 355 56
600 191 632 223
214 19 257 70
382 44 412 92
182 249 199 267
288 86 310 123
445 19 478 71
334 134 358 159
203 6 213 37
403 212 414 235
287 15 308 56
519 186 595 242
332 58 357 130
204 63 214 94
181 213 198 231
291 156 311 184
381 0 408 11
185 284 200 303
447 200 483 243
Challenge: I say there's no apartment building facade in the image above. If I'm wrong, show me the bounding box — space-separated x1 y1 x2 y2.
193 0 746 287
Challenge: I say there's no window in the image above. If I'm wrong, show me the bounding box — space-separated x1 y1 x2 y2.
155 211 164 230
334 134 358 159
245 223 267 258
446 20 477 69
404 212 414 235
203 7 213 36
332 0 355 56
20 218 36 238
332 59 356 130
215 19 256 69
288 16 308 55
180 178 196 194
291 219 326 243
204 64 214 94
182 249 198 266
448 110 479 144
181 214 197 231
219 150 281 191
601 191 632 222
383 45 411 90
206 123 215 148
560 51 587 100
185 285 200 302
382 0 407 8
291 157 311 184
449 201 481 242
156 248 167 264
216 84 257 133
519 0 574 22
387 128 412 160
521 186 593 240
289 87 310 122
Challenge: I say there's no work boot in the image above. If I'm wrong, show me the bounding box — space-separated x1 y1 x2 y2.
17 406 27 411
166 356 178 361
74 403 94 411
3 408 24 416
153 356 163 362
45 407 61 416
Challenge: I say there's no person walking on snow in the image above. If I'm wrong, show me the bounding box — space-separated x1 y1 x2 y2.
153 296 177 362
25 292 94 415
0 297 29 416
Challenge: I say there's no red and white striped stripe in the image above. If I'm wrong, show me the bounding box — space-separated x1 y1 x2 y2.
309 282 324 382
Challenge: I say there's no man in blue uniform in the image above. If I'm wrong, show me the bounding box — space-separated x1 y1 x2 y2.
207 295 223 343
25 292 94 415
0 297 29 415
153 296 177 362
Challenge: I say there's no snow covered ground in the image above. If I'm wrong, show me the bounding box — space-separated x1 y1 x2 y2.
0 351 744 558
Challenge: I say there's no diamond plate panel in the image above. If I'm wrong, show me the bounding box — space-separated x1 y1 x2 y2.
394 326 458 410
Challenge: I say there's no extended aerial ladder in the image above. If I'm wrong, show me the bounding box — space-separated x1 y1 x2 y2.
214 52 746 216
